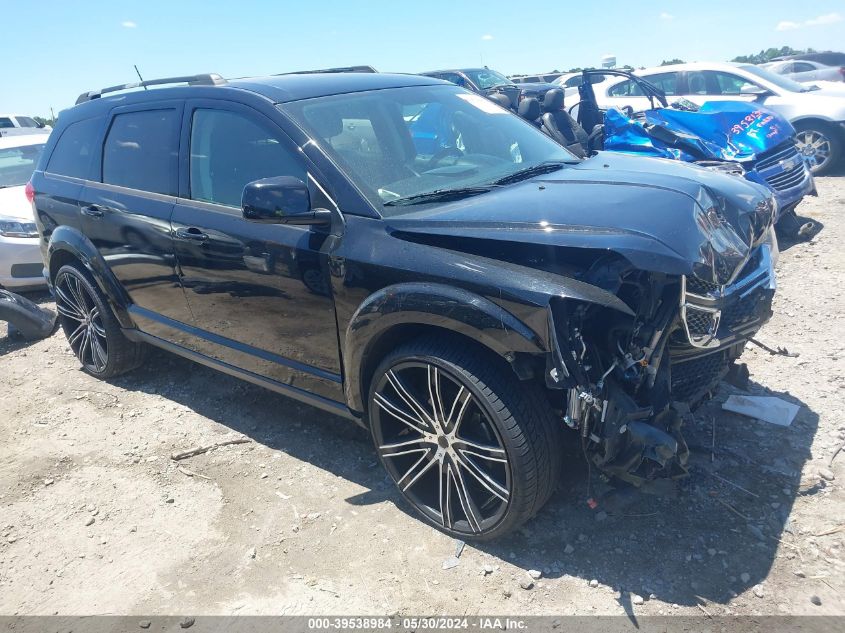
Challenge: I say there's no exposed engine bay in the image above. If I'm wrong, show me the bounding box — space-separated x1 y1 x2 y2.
545 239 777 489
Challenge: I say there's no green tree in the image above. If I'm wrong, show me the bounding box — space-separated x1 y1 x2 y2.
731 46 810 64
661 58 685 66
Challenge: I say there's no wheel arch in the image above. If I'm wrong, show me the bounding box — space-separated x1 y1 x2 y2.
343 282 551 414
47 226 134 328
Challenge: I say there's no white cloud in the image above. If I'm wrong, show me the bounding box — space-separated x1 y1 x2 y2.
481 34 494 40
776 12 841 31
121 20 137 28
807 12 842 26
659 12 674 20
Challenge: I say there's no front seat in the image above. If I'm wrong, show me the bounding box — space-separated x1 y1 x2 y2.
539 89 590 158
517 97 541 126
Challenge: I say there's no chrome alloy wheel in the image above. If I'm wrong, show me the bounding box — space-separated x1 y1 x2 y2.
371 361 512 535
796 128 832 173
54 271 109 373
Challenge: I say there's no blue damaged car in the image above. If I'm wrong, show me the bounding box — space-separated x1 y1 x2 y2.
553 69 817 225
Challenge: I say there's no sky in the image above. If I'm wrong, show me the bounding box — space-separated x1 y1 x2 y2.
6 0 845 117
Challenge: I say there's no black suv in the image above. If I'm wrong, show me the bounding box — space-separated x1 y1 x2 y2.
30 71 778 540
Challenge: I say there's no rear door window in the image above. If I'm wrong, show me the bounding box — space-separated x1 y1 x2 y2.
45 117 101 179
641 72 678 95
102 109 178 195
608 79 644 97
0 118 14 128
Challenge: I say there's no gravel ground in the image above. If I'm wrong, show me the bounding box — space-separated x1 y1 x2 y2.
1 175 843 619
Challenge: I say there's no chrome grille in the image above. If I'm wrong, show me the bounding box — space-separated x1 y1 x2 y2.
685 306 718 338
684 276 722 297
755 143 807 192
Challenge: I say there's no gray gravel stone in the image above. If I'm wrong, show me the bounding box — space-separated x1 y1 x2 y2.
818 467 835 481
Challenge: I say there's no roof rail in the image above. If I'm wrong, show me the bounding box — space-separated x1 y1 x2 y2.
75 73 227 105
275 65 378 76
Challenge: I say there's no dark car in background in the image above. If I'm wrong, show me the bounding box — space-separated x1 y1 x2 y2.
420 67 555 108
30 70 778 540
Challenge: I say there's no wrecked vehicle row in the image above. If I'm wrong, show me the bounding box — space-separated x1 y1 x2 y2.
27 69 781 539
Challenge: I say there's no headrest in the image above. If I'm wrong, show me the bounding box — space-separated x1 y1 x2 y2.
488 93 512 109
543 89 565 112
518 97 540 121
305 107 343 139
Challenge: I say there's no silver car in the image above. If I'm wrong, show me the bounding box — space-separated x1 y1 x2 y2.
761 60 845 85
0 134 50 291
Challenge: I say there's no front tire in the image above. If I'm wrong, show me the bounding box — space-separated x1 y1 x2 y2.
367 336 562 540
794 121 841 175
54 264 144 378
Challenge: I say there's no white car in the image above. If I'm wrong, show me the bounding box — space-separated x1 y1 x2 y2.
0 134 50 290
761 60 845 85
0 114 51 138
587 62 845 174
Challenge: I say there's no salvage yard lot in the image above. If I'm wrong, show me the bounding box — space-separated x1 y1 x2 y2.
1 177 844 618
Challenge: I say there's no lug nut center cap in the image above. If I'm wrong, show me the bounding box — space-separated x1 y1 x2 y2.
437 436 449 449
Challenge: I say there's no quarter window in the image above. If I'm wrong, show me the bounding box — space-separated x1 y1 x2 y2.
189 109 305 208
792 62 816 73
0 117 14 128
102 110 178 195
46 117 101 179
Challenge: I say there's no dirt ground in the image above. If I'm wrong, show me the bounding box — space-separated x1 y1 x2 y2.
1 175 844 620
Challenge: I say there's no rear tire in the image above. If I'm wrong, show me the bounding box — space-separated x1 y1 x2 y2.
367 335 562 540
794 120 841 176
54 264 145 379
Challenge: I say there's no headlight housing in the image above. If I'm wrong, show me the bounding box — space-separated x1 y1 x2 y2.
0 217 39 238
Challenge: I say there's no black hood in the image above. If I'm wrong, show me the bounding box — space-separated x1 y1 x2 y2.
388 152 776 285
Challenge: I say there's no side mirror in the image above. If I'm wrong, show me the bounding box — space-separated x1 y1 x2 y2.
242 176 331 226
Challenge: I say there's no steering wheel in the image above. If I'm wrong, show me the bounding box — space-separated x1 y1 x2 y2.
426 146 464 170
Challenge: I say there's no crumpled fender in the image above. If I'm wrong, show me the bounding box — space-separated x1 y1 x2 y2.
47 225 134 328
604 101 795 162
343 276 634 411
0 290 56 340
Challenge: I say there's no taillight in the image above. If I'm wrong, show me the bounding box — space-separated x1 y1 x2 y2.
840 66 845 81
25 181 35 204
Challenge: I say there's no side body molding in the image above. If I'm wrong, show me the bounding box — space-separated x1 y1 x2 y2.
46 225 134 328
343 282 548 413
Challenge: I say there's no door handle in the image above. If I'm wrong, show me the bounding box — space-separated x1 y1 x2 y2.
174 227 209 242
81 204 107 218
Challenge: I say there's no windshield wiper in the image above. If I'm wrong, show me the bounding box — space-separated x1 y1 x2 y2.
492 161 570 186
383 186 494 207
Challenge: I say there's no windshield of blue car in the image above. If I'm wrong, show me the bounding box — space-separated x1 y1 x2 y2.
0 143 45 188
281 85 577 216
739 64 815 93
462 69 513 89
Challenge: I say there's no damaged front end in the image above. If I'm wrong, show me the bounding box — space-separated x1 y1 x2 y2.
545 237 777 489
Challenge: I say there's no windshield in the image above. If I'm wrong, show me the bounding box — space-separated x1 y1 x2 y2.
0 143 45 188
739 64 814 93
463 69 512 89
281 85 577 216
